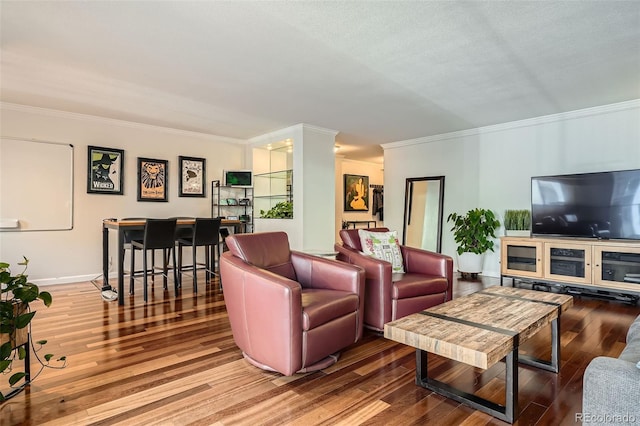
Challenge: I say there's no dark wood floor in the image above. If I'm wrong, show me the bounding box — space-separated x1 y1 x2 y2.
1 274 638 425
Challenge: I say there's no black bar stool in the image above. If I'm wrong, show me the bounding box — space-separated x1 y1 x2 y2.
121 217 147 279
130 218 178 302
177 217 222 293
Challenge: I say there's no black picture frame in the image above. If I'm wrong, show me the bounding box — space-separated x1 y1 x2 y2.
137 157 168 202
87 146 124 195
178 156 206 197
344 174 369 211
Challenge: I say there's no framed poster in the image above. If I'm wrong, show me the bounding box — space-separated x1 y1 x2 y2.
87 146 124 195
178 156 206 197
344 174 369 211
137 157 168 202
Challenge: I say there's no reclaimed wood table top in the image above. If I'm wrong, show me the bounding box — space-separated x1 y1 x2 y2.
383 286 573 369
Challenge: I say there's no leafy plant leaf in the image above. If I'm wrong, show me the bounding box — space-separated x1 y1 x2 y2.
0 359 11 373
9 372 26 386
39 291 53 307
1 342 13 359
16 311 36 329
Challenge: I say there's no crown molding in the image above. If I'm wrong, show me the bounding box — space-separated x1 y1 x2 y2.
339 157 384 167
382 99 640 150
248 123 338 147
300 123 339 137
0 102 248 144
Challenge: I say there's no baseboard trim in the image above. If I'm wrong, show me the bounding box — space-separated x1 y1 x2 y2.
34 272 118 286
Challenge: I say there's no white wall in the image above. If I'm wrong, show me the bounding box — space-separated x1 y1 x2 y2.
301 125 338 251
0 103 247 284
383 100 640 277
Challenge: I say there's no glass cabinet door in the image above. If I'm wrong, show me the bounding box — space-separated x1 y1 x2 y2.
593 246 640 292
501 239 543 278
544 242 591 284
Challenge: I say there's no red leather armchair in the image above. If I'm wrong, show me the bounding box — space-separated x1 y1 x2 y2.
335 227 453 332
220 231 365 376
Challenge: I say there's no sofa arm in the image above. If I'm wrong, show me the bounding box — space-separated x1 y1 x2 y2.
582 356 640 422
291 251 365 297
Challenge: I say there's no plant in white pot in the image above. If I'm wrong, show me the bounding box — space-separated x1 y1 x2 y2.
504 209 531 237
447 208 500 277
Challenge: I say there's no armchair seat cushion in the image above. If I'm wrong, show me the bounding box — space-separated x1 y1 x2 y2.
392 274 449 299
302 289 360 330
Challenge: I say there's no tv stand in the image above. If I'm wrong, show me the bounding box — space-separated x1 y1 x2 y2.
500 236 640 300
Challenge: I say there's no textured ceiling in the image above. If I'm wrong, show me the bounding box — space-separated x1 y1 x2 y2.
2 1 639 163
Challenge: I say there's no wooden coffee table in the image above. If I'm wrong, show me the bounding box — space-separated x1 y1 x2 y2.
384 286 573 423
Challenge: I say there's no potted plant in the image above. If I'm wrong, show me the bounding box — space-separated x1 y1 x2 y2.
259 201 293 219
1 257 66 401
504 209 531 237
447 208 500 276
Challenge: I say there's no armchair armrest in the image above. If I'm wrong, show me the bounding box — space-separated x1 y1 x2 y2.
400 245 453 300
400 245 453 277
291 251 365 296
334 243 393 283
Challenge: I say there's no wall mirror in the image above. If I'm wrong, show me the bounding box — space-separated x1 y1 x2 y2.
402 176 445 252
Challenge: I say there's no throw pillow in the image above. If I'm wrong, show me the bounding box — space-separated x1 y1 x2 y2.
358 229 405 273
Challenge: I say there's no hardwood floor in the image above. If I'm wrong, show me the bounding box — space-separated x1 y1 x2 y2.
2 274 638 425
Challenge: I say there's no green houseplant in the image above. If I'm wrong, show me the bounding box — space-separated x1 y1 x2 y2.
504 209 531 236
1 257 66 401
260 201 293 219
447 208 500 275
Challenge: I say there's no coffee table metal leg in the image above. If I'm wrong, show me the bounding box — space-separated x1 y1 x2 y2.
416 349 518 424
519 316 560 373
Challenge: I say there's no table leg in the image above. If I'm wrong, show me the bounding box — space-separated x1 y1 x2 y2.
519 316 560 373
117 228 125 306
102 224 110 290
415 349 518 423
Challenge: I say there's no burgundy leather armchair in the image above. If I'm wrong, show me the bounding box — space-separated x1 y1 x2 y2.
220 231 365 376
335 227 453 332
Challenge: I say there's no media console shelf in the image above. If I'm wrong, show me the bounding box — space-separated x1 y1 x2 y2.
500 236 640 298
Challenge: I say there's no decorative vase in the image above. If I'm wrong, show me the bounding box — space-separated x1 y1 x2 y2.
457 252 485 274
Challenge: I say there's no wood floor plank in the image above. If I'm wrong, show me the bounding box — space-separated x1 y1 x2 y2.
1 274 637 425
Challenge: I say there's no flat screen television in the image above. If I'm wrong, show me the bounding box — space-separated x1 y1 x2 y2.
223 170 252 187
531 169 640 240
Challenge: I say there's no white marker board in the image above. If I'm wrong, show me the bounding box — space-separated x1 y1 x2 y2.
0 138 74 231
